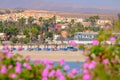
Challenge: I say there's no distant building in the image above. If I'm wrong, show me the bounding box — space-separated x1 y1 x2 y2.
74 32 98 41
81 22 91 27
97 20 112 26
55 24 68 31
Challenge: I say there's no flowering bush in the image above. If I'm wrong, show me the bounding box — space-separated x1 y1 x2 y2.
0 46 80 80
82 28 120 80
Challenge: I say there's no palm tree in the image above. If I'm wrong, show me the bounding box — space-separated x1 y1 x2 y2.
52 15 56 25
70 19 75 27
39 17 43 25
28 16 34 26
3 20 8 33
17 17 26 33
48 16 56 33
27 16 35 39
89 15 99 27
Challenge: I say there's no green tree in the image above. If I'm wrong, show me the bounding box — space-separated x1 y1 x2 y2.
0 23 3 32
45 32 53 40
23 27 30 37
39 17 43 22
18 17 26 32
4 27 19 36
68 22 84 37
114 21 120 32
70 19 75 27
31 27 39 36
28 16 34 26
89 15 100 27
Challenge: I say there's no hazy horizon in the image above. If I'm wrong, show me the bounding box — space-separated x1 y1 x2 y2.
0 0 120 13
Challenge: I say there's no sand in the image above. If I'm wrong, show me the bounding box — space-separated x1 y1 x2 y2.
13 51 86 62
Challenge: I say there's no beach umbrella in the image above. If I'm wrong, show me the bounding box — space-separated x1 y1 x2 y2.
69 41 77 47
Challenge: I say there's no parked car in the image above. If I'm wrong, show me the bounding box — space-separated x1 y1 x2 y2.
67 46 78 51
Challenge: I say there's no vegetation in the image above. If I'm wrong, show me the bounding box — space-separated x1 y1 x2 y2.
89 15 100 26
82 27 120 80
0 13 120 80
0 14 117 44
0 24 120 80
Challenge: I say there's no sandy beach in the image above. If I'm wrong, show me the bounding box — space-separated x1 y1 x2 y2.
0 45 86 62
13 51 86 62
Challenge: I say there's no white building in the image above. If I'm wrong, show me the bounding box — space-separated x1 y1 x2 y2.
97 20 112 25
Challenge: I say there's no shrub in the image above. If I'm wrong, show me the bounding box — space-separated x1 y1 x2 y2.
82 27 120 80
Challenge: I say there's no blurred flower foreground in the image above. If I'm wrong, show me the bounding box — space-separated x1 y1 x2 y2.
0 28 120 80
82 28 120 80
0 46 79 80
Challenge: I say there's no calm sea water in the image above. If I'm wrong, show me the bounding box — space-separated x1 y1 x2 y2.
54 61 84 74
31 61 84 74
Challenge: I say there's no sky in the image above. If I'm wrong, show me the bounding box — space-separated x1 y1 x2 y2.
0 0 120 12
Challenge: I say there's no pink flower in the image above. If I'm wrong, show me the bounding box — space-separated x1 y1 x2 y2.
26 65 32 70
0 58 2 61
64 65 70 71
83 63 89 69
88 61 96 69
23 62 32 70
34 58 41 64
8 65 13 69
103 59 109 64
4 50 9 53
109 37 116 42
68 72 74 78
16 62 21 67
92 40 99 45
59 59 65 65
4 45 9 50
7 52 12 58
56 69 62 76
0 65 7 74
70 41 77 47
42 59 49 65
23 62 28 67
25 56 30 61
15 66 21 74
48 70 56 77
46 64 53 70
85 57 90 61
71 68 78 74
48 60 54 65
42 77 48 80
91 61 97 65
83 73 91 80
42 69 48 77
106 26 111 29
17 46 23 51
11 73 17 78
118 42 120 45
83 69 89 74
58 75 65 80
